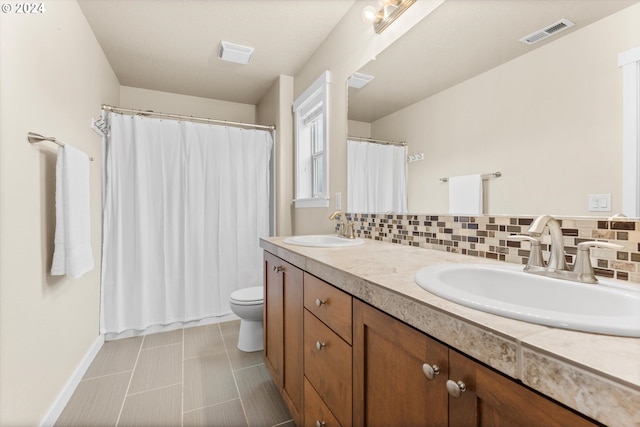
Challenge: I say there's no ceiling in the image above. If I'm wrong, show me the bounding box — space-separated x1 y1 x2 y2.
79 0 638 114
78 0 357 105
349 0 639 123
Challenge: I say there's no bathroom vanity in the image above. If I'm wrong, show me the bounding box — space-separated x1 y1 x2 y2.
261 237 640 427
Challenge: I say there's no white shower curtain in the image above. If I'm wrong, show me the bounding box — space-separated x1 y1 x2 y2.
347 140 407 213
100 113 273 334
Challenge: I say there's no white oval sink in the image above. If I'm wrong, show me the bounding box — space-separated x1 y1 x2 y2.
283 234 364 248
414 263 640 337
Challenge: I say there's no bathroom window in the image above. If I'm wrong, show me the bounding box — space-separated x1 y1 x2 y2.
293 71 329 208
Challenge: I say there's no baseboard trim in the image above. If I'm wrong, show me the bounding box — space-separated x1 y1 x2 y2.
39 334 105 427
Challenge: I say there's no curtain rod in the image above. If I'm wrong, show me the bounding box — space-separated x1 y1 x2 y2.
101 104 276 131
348 136 407 147
27 132 94 161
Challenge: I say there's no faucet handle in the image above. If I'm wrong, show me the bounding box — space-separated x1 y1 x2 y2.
346 222 356 239
574 241 623 284
576 241 623 251
507 235 544 270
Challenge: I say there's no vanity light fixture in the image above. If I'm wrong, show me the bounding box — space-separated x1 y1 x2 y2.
218 41 254 64
348 72 375 89
362 0 416 34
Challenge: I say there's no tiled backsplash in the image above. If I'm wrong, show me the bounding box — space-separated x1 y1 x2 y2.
343 213 640 286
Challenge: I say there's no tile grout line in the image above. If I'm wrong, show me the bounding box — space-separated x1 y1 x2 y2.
222 323 251 426
182 397 244 415
181 327 185 427
124 381 183 397
232 362 267 373
114 336 145 426
81 369 134 382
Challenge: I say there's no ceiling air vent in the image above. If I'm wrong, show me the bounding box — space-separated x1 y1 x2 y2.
348 72 375 89
218 41 254 65
519 18 575 45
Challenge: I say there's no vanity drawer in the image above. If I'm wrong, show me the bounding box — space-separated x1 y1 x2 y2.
304 310 352 427
304 272 352 344
304 377 342 427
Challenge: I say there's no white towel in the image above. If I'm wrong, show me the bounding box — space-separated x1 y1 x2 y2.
448 174 483 215
51 145 94 278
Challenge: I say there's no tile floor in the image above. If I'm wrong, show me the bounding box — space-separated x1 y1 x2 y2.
55 320 294 427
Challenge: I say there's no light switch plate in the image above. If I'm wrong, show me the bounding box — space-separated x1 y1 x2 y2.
588 193 611 212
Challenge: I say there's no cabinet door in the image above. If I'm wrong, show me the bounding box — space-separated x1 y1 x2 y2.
304 310 353 427
283 257 304 426
304 378 342 427
304 272 352 344
353 300 448 427
264 251 283 387
264 251 304 426
448 349 599 427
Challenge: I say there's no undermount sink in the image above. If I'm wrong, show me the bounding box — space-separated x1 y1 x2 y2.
414 263 640 337
283 234 364 248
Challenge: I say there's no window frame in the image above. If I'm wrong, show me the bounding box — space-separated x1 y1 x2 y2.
293 71 330 208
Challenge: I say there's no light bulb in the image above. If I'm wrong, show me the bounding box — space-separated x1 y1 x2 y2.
361 5 377 23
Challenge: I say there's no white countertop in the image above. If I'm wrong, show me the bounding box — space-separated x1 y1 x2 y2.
261 236 640 427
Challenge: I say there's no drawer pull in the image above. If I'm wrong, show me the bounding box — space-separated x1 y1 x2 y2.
316 421 326 427
422 363 440 380
446 380 467 398
315 298 326 307
272 265 284 273
315 341 326 351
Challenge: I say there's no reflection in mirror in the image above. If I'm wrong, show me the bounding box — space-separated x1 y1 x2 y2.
347 0 640 216
347 136 407 214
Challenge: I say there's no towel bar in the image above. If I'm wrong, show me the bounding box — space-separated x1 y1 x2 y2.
27 132 94 161
440 171 501 183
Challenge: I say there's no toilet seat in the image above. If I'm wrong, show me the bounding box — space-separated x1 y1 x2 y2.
230 286 263 306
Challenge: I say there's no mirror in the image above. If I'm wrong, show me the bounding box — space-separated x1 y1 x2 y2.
347 0 639 216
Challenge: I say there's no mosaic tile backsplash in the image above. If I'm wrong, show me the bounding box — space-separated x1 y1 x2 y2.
340 213 640 286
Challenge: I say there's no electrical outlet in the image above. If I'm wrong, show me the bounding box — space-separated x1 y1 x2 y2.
335 192 342 210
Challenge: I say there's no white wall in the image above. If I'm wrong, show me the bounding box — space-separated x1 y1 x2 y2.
347 120 372 139
292 1 444 235
0 1 120 425
120 85 256 123
371 3 640 216
257 75 295 236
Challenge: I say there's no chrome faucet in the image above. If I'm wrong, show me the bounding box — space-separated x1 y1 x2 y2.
512 214 622 284
526 215 568 272
329 210 355 239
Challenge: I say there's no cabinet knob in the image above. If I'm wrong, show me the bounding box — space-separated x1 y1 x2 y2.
315 341 326 351
422 363 440 380
446 380 467 398
315 298 326 307
315 421 326 427
273 265 283 273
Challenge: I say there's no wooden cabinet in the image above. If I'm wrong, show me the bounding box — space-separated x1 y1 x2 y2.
265 251 599 427
263 252 304 426
353 299 448 427
447 349 598 427
353 299 598 427
304 272 353 427
304 378 341 427
304 273 352 344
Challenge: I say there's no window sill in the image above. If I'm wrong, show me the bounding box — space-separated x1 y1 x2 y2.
293 197 330 208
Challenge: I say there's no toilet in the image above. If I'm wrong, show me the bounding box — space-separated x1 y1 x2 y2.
229 286 264 352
